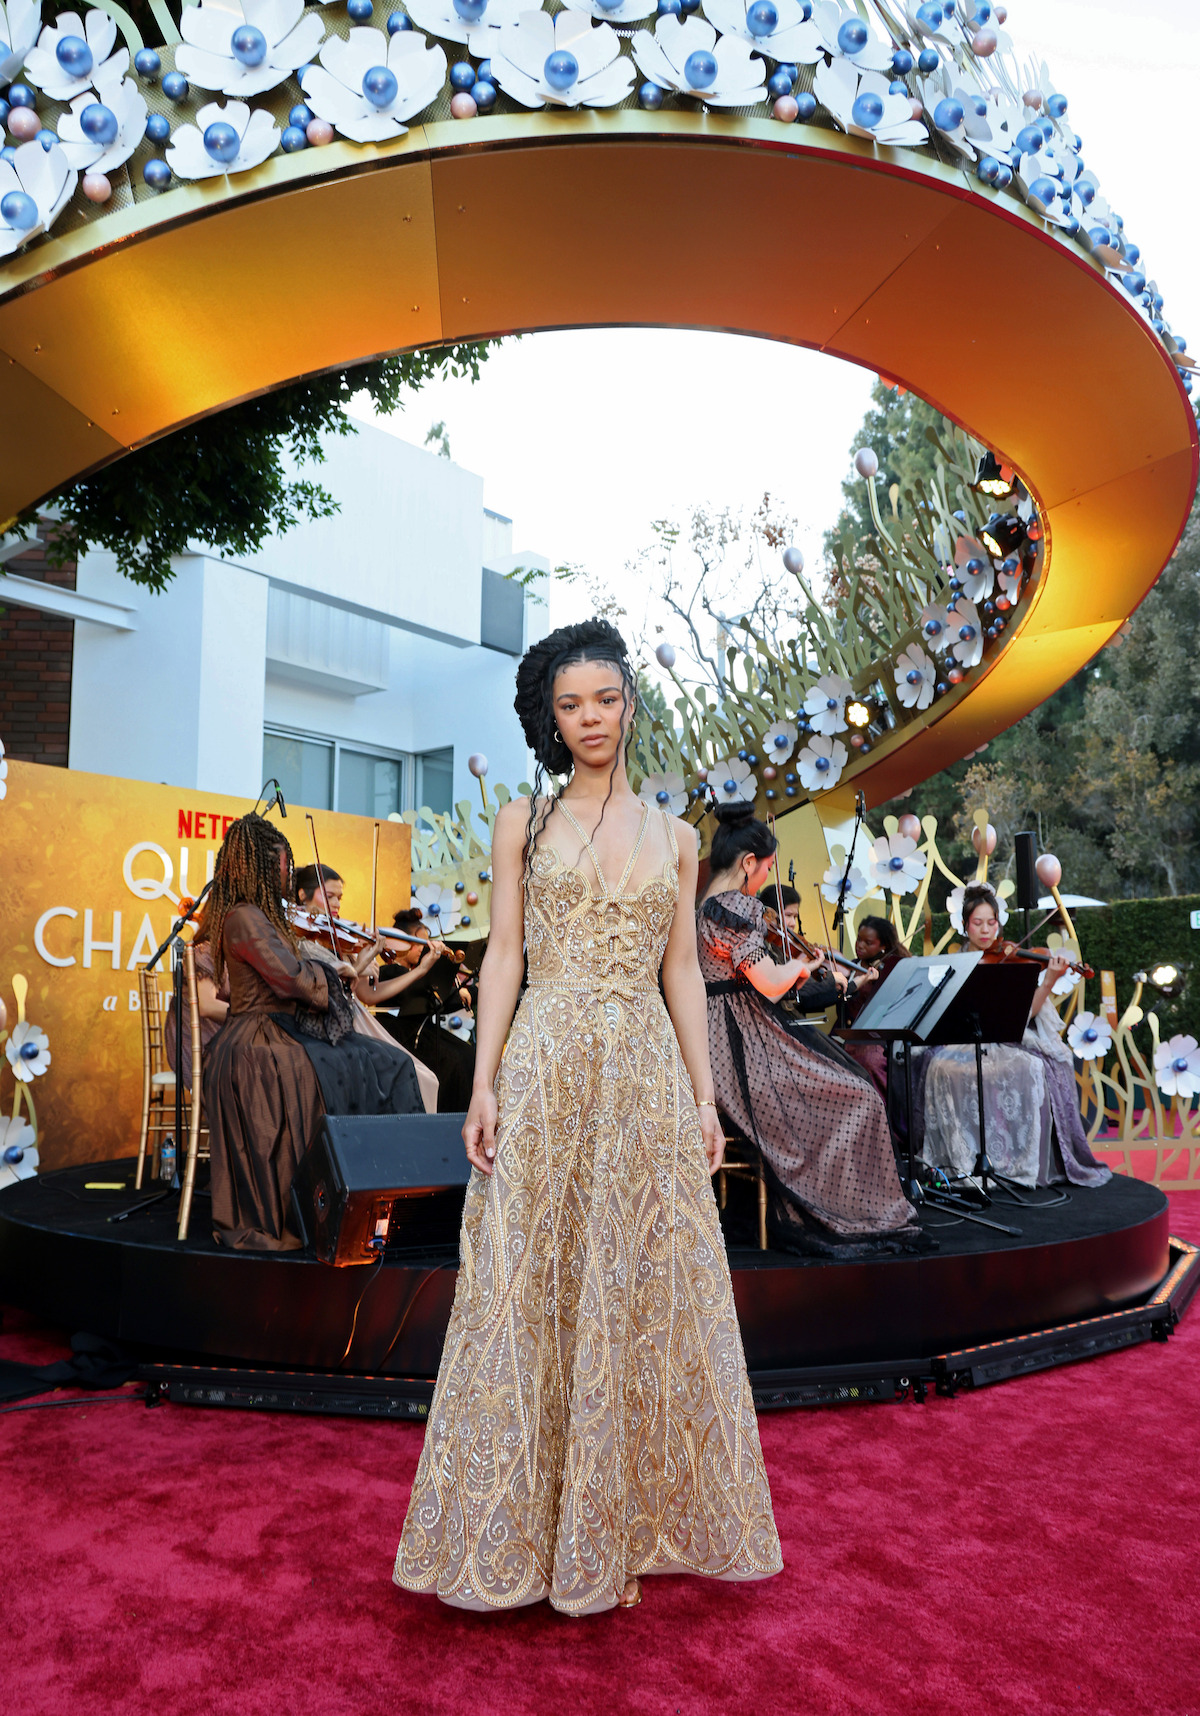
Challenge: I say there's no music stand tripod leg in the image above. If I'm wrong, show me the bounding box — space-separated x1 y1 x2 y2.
903 1038 922 1205
971 1019 993 1204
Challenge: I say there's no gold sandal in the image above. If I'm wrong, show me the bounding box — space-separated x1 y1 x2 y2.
617 1577 642 1609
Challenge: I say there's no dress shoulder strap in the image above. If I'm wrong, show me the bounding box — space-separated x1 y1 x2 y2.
661 808 679 865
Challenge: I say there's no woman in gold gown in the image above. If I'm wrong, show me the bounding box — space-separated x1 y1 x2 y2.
394 619 781 1615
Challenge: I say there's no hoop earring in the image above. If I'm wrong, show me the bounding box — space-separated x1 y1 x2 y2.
553 727 563 745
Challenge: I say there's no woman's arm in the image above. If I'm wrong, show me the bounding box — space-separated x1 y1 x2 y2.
740 950 812 1001
196 976 229 1025
461 799 530 1176
661 829 726 1174
225 905 330 1009
355 939 452 1006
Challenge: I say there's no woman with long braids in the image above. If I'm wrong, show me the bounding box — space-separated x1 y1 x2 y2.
201 814 422 1251
394 619 781 1615
697 804 919 1248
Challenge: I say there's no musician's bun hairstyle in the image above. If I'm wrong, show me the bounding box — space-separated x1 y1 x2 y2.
962 882 1001 922
708 801 777 876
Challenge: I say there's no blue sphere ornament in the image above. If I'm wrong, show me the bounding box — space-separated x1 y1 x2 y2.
924 618 943 637
723 778 738 794
851 90 883 128
1076 178 1095 206
836 17 867 54
657 0 682 13
977 154 1000 185
1088 224 1111 249
680 0 701 12
0 103 8 127
347 0 374 17
891 48 913 75
1015 123 1043 155
684 49 717 88
888 853 904 870
826 696 837 710
1083 1027 1098 1043
2 1143 24 1165
993 163 1013 190
449 1015 462 1031
933 97 964 132
595 0 623 8
795 90 816 119
655 789 670 804
915 0 942 28
452 0 487 19
767 68 793 98
134 47 162 78
906 669 922 685
80 101 119 145
230 23 268 66
19 1039 39 1059
8 83 36 108
973 1 990 18
637 80 664 109
935 681 948 696
964 557 984 574
145 111 170 142
737 749 749 761
289 102 314 128
476 57 492 80
773 733 788 749
544 50 578 90
449 60 476 90
815 756 830 773
280 123 307 151
162 71 189 100
472 77 496 110
36 126 56 150
1174 1056 1190 1074
0 189 38 230
888 78 907 95
917 47 939 73
786 781 798 795
1125 242 1140 266
959 624 976 641
746 753 758 766
1038 118 1054 143
746 0 778 37
362 63 399 106
1046 91 1067 118
203 120 240 163
1122 269 1146 297
784 771 797 784
454 881 465 893
387 9 412 29
56 34 94 78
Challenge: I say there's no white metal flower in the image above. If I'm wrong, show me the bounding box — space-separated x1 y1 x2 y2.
996 562 1020 602
166 98 280 179
405 0 523 51
559 0 654 24
301 28 446 143
1067 1010 1112 1062
708 754 756 805
56 59 146 173
491 11 633 109
638 770 688 816
1154 1033 1200 1099
702 0 815 65
0 138 75 259
919 602 953 652
792 1 891 70
947 883 1008 935
894 642 936 711
760 718 798 765
797 734 847 793
815 59 926 147
0 0 41 84
631 16 766 108
870 832 926 895
820 862 869 909
0 1116 38 1190
803 672 853 736
414 882 462 934
1051 964 1082 999
175 0 325 100
6 1018 51 1081
24 7 120 100
954 534 994 603
948 598 984 668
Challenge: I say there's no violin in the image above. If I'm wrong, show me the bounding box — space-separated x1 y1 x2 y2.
981 940 1094 980
762 921 869 977
286 905 427 956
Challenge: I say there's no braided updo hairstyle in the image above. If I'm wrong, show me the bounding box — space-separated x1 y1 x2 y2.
513 617 637 873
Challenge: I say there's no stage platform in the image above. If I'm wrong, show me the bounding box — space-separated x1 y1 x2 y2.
0 1164 1195 1414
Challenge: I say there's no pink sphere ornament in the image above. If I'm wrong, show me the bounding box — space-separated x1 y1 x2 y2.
1035 853 1063 890
305 118 334 145
971 822 998 856
772 95 798 123
994 3 1007 20
7 107 40 141
466 891 479 907
1022 88 1042 110
854 447 879 478
450 92 478 119
849 733 864 749
81 172 112 203
947 667 964 685
762 765 777 781
696 767 708 782
972 28 998 55
897 813 922 842
467 752 488 778
909 98 923 120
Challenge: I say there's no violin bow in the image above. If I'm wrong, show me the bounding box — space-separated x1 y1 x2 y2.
370 820 379 942
766 815 794 960
305 813 344 964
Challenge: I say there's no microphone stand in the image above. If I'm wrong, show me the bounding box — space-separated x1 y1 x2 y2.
831 790 866 950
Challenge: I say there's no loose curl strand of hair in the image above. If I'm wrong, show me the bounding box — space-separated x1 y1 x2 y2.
204 813 298 982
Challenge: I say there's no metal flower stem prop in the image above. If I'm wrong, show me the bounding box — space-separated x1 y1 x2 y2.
5 974 39 1136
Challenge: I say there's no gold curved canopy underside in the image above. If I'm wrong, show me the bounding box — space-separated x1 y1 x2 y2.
0 113 1194 805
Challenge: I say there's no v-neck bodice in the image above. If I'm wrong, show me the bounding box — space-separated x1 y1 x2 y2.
553 798 650 900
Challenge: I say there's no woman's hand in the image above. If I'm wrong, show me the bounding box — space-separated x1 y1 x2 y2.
463 1087 499 1176
1043 951 1070 983
698 1105 725 1175
832 967 850 993
334 959 358 981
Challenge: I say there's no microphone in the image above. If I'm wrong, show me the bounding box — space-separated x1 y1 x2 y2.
275 783 287 819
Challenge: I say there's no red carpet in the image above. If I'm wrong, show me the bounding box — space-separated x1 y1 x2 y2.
3 1193 1198 1716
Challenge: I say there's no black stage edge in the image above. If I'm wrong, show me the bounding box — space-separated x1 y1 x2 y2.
0 1163 1193 1416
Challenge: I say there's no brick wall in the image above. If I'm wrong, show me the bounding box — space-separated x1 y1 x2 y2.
0 534 77 768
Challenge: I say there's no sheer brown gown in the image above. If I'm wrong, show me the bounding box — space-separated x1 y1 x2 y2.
394 804 782 1614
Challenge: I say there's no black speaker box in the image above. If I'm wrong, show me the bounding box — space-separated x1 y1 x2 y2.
1014 831 1039 912
292 1112 471 1267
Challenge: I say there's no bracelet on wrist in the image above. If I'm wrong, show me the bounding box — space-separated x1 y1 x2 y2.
696 1098 717 1110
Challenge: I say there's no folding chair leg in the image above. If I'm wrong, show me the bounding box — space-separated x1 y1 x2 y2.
716 1167 727 1210
756 1168 768 1252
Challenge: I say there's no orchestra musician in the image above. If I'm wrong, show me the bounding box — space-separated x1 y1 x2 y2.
756 883 844 1023
373 910 477 1112
697 802 920 1248
836 915 909 1098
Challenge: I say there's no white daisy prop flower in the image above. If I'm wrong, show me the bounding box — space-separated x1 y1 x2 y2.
760 718 798 765
919 602 953 652
301 28 446 142
946 883 1008 935
0 138 75 259
870 832 926 896
1154 1033 1200 1100
175 0 325 100
820 861 869 909
0 0 41 84
56 59 147 174
0 1116 38 1189
954 534 994 604
405 0 523 52
956 0 1013 58
803 672 853 736
894 642 936 711
815 60 926 148
791 1 892 72
558 0 655 25
702 0 816 65
638 770 688 816
6 1018 51 1082
797 734 847 793
708 754 756 805
491 11 633 109
1051 964 1083 999
414 881 462 934
166 98 280 179
996 561 1021 602
920 79 996 161
631 16 766 108
24 7 120 101
1067 1010 1112 1062
948 598 984 669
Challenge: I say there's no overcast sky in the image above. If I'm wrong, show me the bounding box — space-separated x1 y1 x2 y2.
355 0 1199 654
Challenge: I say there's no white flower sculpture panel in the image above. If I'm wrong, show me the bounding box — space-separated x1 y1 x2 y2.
803 672 852 736
24 8 119 101
1067 1010 1112 1062
760 719 798 765
638 770 688 816
302 29 446 143
175 0 325 100
870 832 926 895
491 11 633 109
0 138 75 259
797 734 846 793
948 598 984 668
708 755 756 805
414 882 462 933
0 0 41 84
954 534 994 603
702 0 815 65
560 0 655 24
791 1 892 71
820 861 869 909
405 0 523 51
56 60 146 173
894 642 936 711
815 59 926 148
1154 1033 1200 1099
631 16 766 107
946 883 1008 935
0 1116 38 1190
6 1018 51 1081
1051 964 1082 999
167 98 280 179
919 602 953 652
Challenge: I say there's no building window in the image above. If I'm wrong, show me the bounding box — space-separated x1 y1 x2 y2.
263 731 334 812
338 749 403 819
263 728 443 820
480 567 525 655
416 747 454 816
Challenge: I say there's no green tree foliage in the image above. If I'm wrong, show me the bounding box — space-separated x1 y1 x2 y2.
824 380 946 561
23 343 499 592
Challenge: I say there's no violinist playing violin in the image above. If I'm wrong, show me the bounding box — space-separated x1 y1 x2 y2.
835 916 909 1099
757 883 844 1021
373 909 477 1112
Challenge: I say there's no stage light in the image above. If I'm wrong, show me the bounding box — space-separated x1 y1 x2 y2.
1149 963 1181 995
980 513 1024 559
846 699 872 728
974 451 1015 497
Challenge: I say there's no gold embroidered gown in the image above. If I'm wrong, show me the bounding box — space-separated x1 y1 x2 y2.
393 803 782 1614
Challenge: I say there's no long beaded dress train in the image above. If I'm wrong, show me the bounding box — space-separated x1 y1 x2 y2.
393 804 782 1614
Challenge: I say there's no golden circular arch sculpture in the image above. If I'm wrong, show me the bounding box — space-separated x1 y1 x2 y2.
0 107 1195 805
